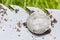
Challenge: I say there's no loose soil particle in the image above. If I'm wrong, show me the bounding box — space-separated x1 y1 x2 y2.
53 18 57 23
17 22 21 28
29 11 34 15
15 9 19 13
32 36 33 38
42 37 44 39
45 10 50 15
4 11 7 15
4 18 7 21
16 28 20 32
3 29 5 31
50 15 52 18
54 37 56 39
51 18 57 28
1 14 4 16
23 22 27 26
51 21 54 28
18 35 20 37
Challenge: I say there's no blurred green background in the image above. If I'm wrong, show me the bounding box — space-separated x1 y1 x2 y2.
0 0 60 10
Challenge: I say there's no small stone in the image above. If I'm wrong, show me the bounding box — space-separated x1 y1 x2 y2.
27 12 51 34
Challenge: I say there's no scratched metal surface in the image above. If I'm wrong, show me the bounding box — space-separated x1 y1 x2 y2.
0 4 60 40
